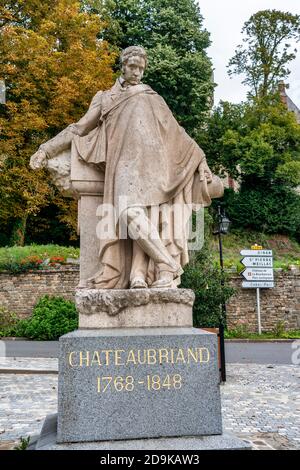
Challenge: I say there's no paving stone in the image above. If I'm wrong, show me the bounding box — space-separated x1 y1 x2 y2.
0 362 299 449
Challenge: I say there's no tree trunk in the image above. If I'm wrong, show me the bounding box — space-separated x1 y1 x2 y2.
10 215 28 246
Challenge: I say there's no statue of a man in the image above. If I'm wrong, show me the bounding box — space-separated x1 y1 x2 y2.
31 46 222 289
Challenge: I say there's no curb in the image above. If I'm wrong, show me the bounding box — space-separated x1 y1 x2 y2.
225 339 297 343
0 368 58 374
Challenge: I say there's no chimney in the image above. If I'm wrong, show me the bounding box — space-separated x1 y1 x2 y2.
278 81 287 106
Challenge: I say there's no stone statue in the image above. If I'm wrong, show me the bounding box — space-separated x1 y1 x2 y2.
30 46 223 291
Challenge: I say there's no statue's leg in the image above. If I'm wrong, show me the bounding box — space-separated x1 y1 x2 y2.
130 242 148 288
121 206 183 279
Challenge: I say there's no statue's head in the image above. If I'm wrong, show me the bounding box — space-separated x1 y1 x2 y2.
120 46 147 86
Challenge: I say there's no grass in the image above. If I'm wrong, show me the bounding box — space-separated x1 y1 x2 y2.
1 231 299 271
211 230 300 271
225 329 300 340
0 244 79 268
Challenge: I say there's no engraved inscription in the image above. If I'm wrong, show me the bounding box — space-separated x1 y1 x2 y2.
97 374 183 392
67 346 212 394
67 347 210 368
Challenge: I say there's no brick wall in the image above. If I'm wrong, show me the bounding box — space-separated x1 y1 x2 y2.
0 266 299 331
0 266 79 319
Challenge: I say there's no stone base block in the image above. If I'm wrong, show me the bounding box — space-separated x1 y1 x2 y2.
58 328 222 443
76 288 194 328
32 414 252 450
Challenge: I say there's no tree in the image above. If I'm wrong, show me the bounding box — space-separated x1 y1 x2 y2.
83 0 214 136
0 0 116 245
228 10 300 98
198 100 247 178
202 95 300 237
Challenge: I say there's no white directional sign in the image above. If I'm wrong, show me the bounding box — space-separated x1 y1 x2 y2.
240 249 273 257
242 281 275 289
241 256 273 268
242 267 274 281
240 247 274 333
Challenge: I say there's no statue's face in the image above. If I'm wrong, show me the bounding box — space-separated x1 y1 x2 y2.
122 55 146 86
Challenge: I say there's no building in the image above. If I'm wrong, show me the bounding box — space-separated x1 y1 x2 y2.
279 81 300 123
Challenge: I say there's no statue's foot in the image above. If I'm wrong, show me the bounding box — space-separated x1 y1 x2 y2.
130 277 148 289
151 271 174 289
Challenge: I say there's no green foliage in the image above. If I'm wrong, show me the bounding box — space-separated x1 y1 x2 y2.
228 9 300 98
181 259 234 328
0 244 79 274
223 186 300 240
275 161 300 186
16 295 78 340
14 436 31 451
89 0 214 136
202 95 300 237
180 211 235 328
203 96 300 188
198 101 247 177
210 229 300 270
24 204 80 247
272 321 287 338
225 328 300 339
0 306 21 337
224 324 250 339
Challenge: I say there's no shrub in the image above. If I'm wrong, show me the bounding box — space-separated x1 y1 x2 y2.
0 306 21 337
180 210 235 328
1 255 44 274
223 186 300 241
181 260 235 328
16 296 78 340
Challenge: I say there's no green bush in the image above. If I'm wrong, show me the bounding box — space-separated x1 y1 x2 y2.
16 296 78 340
0 244 79 273
0 306 21 337
223 186 300 240
181 260 235 328
180 210 235 328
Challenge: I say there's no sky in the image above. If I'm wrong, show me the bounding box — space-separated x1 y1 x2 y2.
198 0 300 106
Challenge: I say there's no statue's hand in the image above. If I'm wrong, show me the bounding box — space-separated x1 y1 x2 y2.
198 159 213 183
30 148 47 170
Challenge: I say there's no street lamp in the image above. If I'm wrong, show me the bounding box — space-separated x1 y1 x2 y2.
213 203 231 383
219 214 231 235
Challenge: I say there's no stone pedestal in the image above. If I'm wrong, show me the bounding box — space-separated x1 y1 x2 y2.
31 414 252 450
57 328 222 443
76 288 194 328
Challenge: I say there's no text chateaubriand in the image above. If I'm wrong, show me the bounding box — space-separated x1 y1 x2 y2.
68 347 210 367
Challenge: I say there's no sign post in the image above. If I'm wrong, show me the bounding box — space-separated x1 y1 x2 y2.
256 288 261 335
240 245 274 335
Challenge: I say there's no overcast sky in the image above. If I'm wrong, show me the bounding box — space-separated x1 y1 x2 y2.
198 0 300 106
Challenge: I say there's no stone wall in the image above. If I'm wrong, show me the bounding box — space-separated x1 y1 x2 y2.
0 267 299 331
226 270 300 332
0 266 79 319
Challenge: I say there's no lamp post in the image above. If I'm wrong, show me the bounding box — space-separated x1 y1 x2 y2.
213 203 231 383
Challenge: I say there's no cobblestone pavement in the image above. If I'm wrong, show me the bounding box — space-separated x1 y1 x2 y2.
0 360 299 450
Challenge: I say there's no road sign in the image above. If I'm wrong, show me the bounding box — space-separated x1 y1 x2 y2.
240 247 274 334
242 267 274 281
241 256 273 268
242 281 275 289
240 249 273 257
